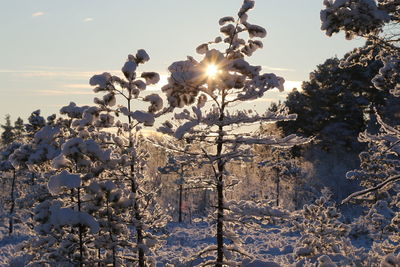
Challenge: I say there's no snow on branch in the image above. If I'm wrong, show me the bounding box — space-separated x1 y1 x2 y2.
47 202 100 234
227 200 289 218
217 108 297 127
230 134 311 147
341 174 400 205
321 0 390 40
359 111 400 156
47 170 81 195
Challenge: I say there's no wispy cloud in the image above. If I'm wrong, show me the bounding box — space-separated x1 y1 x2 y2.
0 68 119 80
83 18 93 22
15 71 93 79
64 83 91 89
36 89 93 96
262 65 296 72
32 12 45 18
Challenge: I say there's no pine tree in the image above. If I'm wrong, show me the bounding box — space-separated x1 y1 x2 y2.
89 49 169 266
157 0 308 264
293 189 357 265
30 113 109 266
321 0 400 96
278 55 392 151
0 143 20 235
13 117 25 141
1 115 15 146
321 2 400 265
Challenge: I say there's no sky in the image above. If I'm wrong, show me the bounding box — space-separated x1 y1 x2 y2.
0 0 364 123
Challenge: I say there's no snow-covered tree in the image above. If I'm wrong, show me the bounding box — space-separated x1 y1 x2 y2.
321 0 400 96
7 112 63 237
30 118 111 265
278 55 395 151
20 104 138 266
157 1 308 265
89 49 169 266
321 3 400 263
25 110 47 138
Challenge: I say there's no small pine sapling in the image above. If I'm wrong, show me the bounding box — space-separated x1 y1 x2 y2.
89 49 169 266
293 189 355 264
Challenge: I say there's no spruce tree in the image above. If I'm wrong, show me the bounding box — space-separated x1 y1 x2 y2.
1 115 15 146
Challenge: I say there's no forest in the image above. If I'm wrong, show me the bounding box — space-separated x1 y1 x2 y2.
0 0 399 266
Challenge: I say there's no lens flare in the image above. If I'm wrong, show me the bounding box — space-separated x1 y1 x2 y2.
206 64 219 78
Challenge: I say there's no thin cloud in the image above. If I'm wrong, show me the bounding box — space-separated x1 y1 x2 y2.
36 89 93 96
0 68 120 80
64 83 91 89
16 71 93 79
32 12 45 18
262 65 296 72
83 18 94 22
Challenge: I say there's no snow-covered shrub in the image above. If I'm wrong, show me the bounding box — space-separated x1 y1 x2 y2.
293 190 355 263
365 200 394 240
346 142 399 205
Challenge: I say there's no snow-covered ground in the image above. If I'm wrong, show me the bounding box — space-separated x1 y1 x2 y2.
0 216 383 267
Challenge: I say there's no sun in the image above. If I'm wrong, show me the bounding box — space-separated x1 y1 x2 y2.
206 64 219 78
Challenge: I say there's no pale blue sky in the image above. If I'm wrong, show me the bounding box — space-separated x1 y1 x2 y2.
0 0 363 122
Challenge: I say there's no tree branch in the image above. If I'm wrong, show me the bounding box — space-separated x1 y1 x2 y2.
341 174 400 205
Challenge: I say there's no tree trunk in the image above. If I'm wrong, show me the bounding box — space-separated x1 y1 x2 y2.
128 98 145 267
106 196 116 267
178 183 183 223
8 169 16 235
276 173 280 207
216 176 224 267
136 208 145 267
98 248 101 267
294 185 299 210
131 179 145 267
216 122 225 267
77 187 84 267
